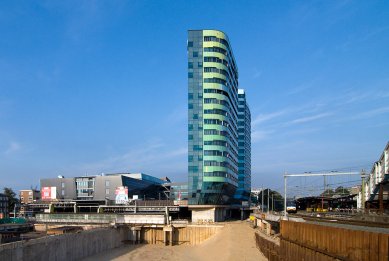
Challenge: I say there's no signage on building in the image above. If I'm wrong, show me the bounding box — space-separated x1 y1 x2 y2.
115 186 128 204
41 187 57 200
242 201 249 207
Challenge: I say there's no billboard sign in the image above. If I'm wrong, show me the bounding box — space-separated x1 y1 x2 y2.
115 186 128 204
41 187 57 200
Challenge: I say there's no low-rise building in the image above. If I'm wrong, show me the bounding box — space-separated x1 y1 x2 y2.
19 189 41 204
40 173 168 203
364 141 389 212
0 193 8 218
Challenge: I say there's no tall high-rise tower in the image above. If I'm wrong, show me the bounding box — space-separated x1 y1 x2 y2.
235 89 251 201
187 29 251 205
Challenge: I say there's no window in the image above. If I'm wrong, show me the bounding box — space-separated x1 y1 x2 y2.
188 41 193 47
193 51 198 57
61 182 65 188
188 72 193 78
188 166 198 172
188 62 193 69
105 180 110 187
61 190 65 196
105 189 110 195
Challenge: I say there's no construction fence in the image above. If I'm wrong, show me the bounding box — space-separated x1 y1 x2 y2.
256 220 389 261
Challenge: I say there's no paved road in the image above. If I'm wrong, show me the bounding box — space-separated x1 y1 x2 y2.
84 221 267 261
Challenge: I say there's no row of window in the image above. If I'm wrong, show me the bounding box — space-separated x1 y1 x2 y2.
203 36 239 74
204 88 238 119
188 62 203 68
204 119 229 127
204 150 229 157
204 46 227 55
203 139 238 161
204 171 237 182
204 160 238 173
188 124 203 131
204 140 227 147
204 67 229 77
204 56 228 67
204 98 229 107
204 77 227 85
188 93 204 100
204 129 228 136
203 129 238 158
204 36 230 49
188 155 203 162
204 171 228 177
204 108 228 116
203 117 238 149
204 149 238 166
208 113 238 137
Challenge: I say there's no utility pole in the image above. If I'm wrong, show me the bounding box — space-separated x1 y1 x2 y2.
324 176 327 196
284 174 287 218
261 185 264 213
267 189 270 214
361 169 366 211
272 193 274 212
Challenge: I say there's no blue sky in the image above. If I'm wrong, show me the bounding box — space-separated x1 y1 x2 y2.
0 1 388 193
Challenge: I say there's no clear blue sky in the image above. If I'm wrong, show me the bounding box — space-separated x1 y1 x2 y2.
1 1 388 193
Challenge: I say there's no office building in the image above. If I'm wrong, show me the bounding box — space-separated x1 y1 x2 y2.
40 173 168 202
235 89 251 201
0 193 8 218
188 29 251 205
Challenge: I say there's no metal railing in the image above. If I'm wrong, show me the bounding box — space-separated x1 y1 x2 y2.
35 213 117 223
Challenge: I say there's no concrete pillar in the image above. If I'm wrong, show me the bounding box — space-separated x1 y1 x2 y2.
165 207 169 225
130 227 142 244
163 225 173 246
361 173 366 211
379 183 384 214
266 222 271 235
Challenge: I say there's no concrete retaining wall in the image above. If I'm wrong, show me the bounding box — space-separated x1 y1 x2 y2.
0 227 127 261
140 225 222 245
191 208 227 223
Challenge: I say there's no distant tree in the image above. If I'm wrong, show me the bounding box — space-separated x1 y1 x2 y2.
320 188 335 197
3 187 19 213
256 189 284 211
335 186 350 195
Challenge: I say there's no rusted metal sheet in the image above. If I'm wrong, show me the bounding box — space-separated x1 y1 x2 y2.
257 221 389 260
280 220 389 261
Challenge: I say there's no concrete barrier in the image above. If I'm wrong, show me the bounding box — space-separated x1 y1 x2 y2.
0 224 223 260
0 227 127 261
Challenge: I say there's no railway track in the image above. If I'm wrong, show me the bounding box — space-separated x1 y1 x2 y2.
289 213 389 229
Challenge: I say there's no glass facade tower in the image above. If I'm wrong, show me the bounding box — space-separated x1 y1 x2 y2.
235 89 251 201
188 29 251 205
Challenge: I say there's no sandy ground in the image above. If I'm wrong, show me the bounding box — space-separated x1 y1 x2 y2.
83 221 267 261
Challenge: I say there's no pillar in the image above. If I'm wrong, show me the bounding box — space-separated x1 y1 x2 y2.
379 183 384 214
163 225 174 246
